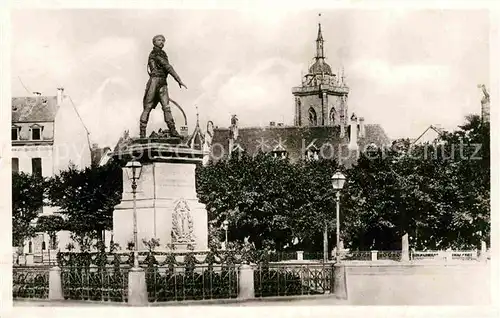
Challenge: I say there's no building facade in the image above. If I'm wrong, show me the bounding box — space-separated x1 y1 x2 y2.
206 22 390 165
12 88 92 257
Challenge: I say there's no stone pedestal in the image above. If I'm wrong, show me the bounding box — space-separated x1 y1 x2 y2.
238 264 255 299
112 140 209 252
48 266 63 300
128 267 148 306
333 264 347 299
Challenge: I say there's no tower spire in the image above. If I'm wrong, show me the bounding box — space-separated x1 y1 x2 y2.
195 105 200 126
316 13 325 60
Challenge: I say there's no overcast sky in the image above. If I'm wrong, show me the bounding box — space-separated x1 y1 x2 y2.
11 9 489 147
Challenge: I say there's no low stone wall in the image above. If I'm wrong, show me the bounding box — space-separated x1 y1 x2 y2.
345 262 490 305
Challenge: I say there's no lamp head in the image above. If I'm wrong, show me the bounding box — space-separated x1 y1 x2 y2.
125 161 142 180
331 171 346 190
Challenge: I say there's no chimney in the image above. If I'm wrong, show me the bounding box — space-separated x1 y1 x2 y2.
57 87 64 105
348 113 359 151
359 117 365 138
180 125 189 138
270 121 276 127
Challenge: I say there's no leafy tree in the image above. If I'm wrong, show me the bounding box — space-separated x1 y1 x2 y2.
432 115 490 248
12 172 46 248
46 160 122 244
197 152 300 250
197 152 342 252
342 115 490 251
288 158 340 252
341 145 405 250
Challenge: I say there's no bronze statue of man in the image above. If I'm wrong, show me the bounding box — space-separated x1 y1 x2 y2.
140 34 187 138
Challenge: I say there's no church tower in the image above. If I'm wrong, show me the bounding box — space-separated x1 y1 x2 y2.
292 19 349 128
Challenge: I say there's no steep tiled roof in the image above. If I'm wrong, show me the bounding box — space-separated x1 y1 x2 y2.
12 96 59 122
358 124 391 150
211 123 390 165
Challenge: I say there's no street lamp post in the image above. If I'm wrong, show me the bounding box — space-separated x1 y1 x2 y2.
323 220 328 263
125 161 142 269
331 171 346 263
222 220 229 249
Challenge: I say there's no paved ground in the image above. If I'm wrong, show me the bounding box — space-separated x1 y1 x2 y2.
13 262 491 307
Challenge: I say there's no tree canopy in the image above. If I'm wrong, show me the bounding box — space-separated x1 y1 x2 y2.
197 115 490 251
46 160 123 244
12 172 47 247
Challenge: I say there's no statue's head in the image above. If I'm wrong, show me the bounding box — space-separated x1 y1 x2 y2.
152 35 166 49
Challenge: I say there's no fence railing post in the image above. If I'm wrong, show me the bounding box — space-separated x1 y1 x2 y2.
128 267 148 306
238 263 255 300
333 263 347 300
446 249 452 262
371 250 378 261
480 241 487 262
49 266 63 300
297 251 304 261
401 234 410 262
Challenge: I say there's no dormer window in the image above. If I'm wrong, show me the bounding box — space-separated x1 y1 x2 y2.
272 150 288 159
272 147 288 159
271 139 288 159
12 126 20 141
306 149 320 161
30 124 43 140
305 143 320 161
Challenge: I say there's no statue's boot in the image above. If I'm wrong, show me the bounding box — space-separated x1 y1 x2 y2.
166 119 181 138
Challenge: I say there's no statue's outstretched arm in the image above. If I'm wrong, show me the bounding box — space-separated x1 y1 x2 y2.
156 54 184 85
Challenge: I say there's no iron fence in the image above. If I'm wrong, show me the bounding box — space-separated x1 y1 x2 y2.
268 252 298 262
339 251 371 261
13 266 50 299
61 266 129 302
377 251 402 261
254 263 333 297
410 250 441 260
145 265 239 302
451 251 478 260
303 252 324 261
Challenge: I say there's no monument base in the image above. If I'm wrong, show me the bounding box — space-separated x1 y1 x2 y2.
112 141 209 252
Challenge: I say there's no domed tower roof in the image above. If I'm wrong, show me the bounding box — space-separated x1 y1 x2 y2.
309 59 332 75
